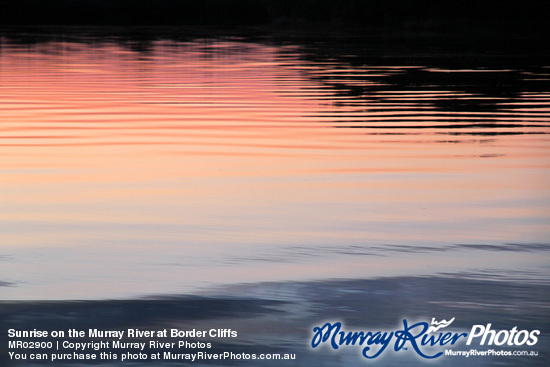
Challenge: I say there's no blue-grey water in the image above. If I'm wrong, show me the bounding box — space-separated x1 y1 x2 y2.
1 28 549 366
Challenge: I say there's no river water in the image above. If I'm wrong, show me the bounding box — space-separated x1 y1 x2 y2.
1 28 549 367
1 29 549 301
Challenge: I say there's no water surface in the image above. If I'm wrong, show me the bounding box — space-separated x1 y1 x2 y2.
1 30 549 300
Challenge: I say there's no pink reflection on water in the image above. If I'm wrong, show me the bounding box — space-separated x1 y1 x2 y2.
1 39 549 299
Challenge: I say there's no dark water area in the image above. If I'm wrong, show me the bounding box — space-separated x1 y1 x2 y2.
1 0 549 40
1 277 549 366
1 26 549 365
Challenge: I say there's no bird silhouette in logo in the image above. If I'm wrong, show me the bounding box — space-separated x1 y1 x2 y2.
427 317 456 333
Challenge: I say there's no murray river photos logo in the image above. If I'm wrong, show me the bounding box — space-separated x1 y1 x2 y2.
310 318 540 360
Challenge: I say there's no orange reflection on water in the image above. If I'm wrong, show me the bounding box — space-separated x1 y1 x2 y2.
1 39 549 299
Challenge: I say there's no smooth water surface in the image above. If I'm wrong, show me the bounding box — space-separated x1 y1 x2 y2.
1 30 549 300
